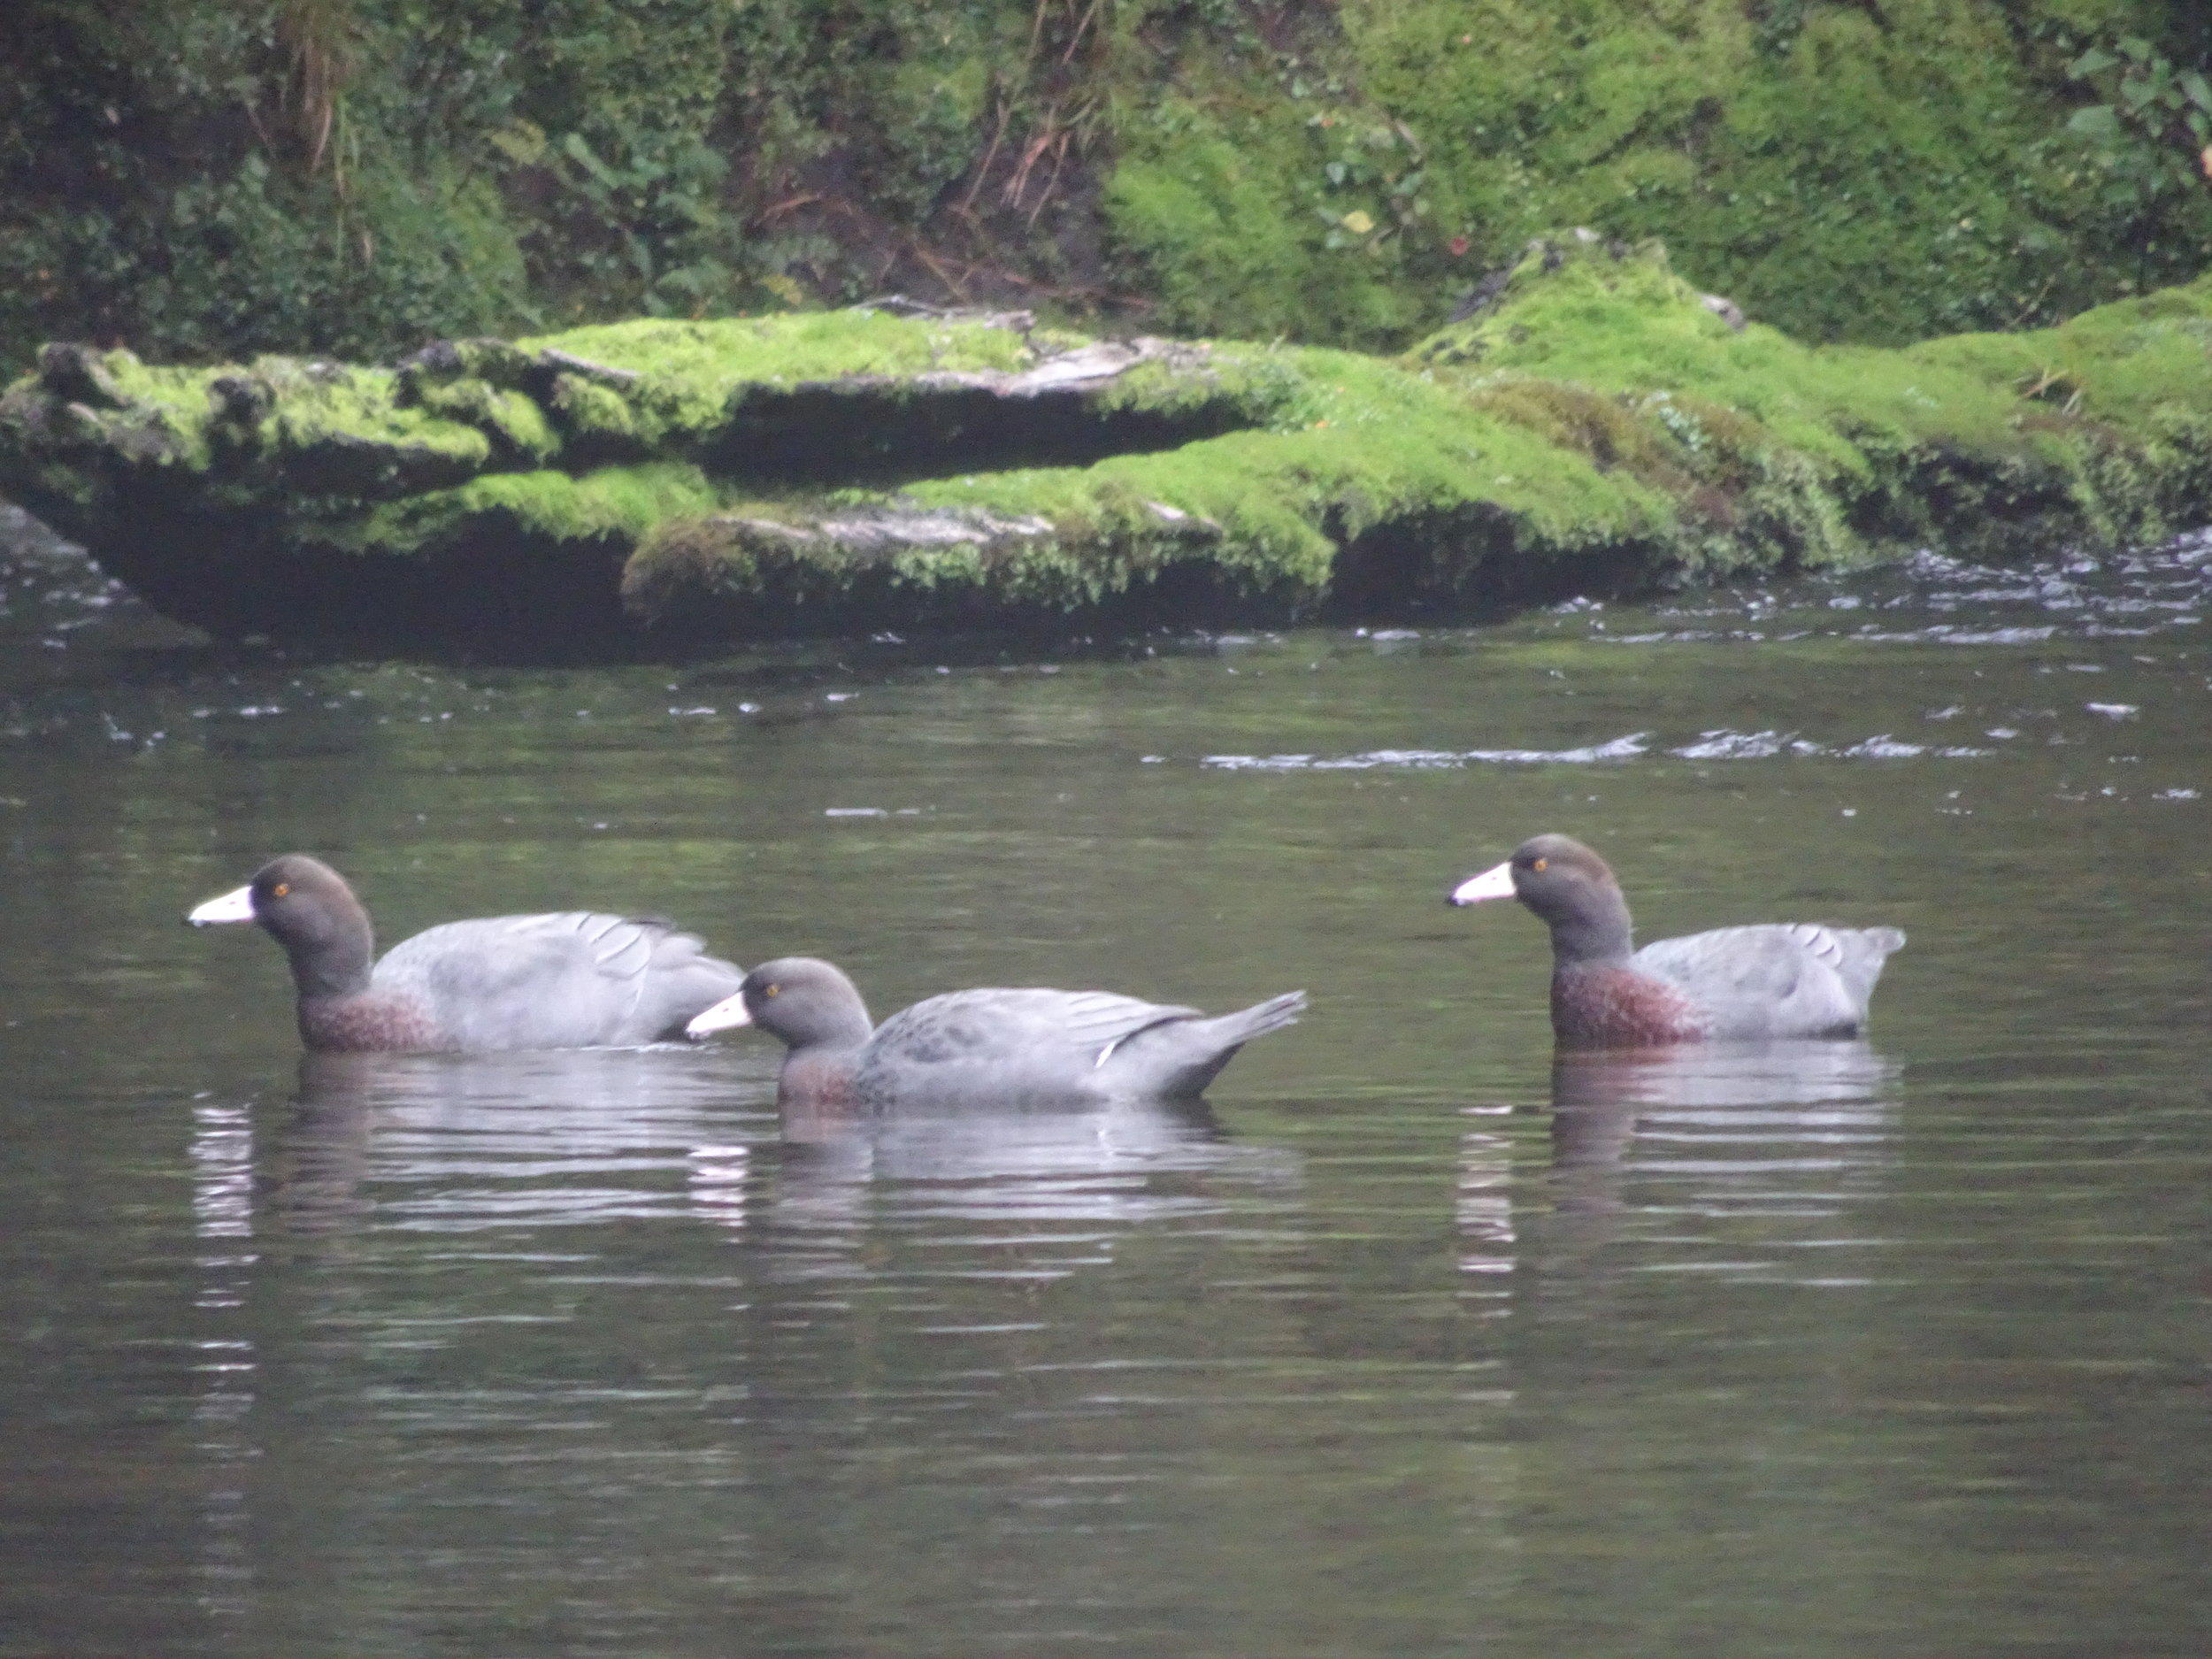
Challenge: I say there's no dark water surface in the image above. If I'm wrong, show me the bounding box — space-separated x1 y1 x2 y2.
4 507 2208 1656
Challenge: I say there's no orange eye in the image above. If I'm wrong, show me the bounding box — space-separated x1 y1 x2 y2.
1531 857 1548 873
272 882 290 897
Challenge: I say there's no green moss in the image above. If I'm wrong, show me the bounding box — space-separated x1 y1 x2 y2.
1341 0 2212 346
330 461 724 556
619 319 1685 626
511 311 1044 448
548 371 641 446
527 311 1035 381
68 349 220 473
1403 231 2131 552
1911 276 2212 425
11 236 2212 643
403 377 562 464
1104 88 1447 349
242 358 490 472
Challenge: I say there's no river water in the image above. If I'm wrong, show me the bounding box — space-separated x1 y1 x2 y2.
3 506 2207 1657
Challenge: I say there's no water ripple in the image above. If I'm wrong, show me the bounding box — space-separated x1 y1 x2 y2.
1202 734 1651 770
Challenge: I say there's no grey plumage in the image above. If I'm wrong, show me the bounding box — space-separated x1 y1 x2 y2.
858 984 1308 1102
1449 833 1906 1045
1627 921 1908 1040
396 911 748 1050
188 854 744 1053
690 956 1304 1106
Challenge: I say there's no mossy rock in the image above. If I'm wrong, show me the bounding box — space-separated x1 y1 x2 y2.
4 239 2209 647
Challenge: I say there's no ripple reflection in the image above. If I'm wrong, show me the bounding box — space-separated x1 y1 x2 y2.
755 1094 1303 1284
1514 1041 1903 1275
270 1048 776 1238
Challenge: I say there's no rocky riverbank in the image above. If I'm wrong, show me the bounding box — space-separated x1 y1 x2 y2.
4 236 2209 648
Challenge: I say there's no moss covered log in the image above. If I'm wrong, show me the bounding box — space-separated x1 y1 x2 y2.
4 237 2211 646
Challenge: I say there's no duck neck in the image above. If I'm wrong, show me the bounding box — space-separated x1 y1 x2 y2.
276 906 375 1001
776 998 874 1056
1547 888 1635 968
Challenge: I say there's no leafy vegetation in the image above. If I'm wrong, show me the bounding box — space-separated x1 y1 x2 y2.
2057 31 2212 285
1 2 2209 376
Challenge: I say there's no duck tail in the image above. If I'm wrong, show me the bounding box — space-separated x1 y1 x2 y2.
1208 988 1308 1047
1107 989 1308 1099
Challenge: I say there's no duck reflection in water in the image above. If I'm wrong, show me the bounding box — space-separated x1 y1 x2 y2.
262 1046 1295 1268
1476 1041 1903 1277
761 1087 1301 1280
266 1046 775 1239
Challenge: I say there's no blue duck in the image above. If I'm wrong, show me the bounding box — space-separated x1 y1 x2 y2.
187 853 744 1053
1448 833 1904 1047
686 956 1304 1105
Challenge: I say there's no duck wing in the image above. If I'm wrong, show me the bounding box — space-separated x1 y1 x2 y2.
856 987 1202 1102
1632 923 1903 1039
858 987 1303 1102
380 913 741 1049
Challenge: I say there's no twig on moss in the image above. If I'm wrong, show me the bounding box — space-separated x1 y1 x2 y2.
909 241 972 303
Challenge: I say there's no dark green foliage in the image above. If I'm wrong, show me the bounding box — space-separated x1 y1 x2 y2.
3 0 2211 375
2054 30 2212 283
1344 0 2212 344
0 0 531 366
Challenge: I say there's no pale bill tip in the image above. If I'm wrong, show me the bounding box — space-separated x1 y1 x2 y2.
187 883 257 926
1448 859 1517 906
686 993 754 1040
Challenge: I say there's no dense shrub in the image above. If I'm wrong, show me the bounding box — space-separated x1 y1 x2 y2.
2 0 2208 373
